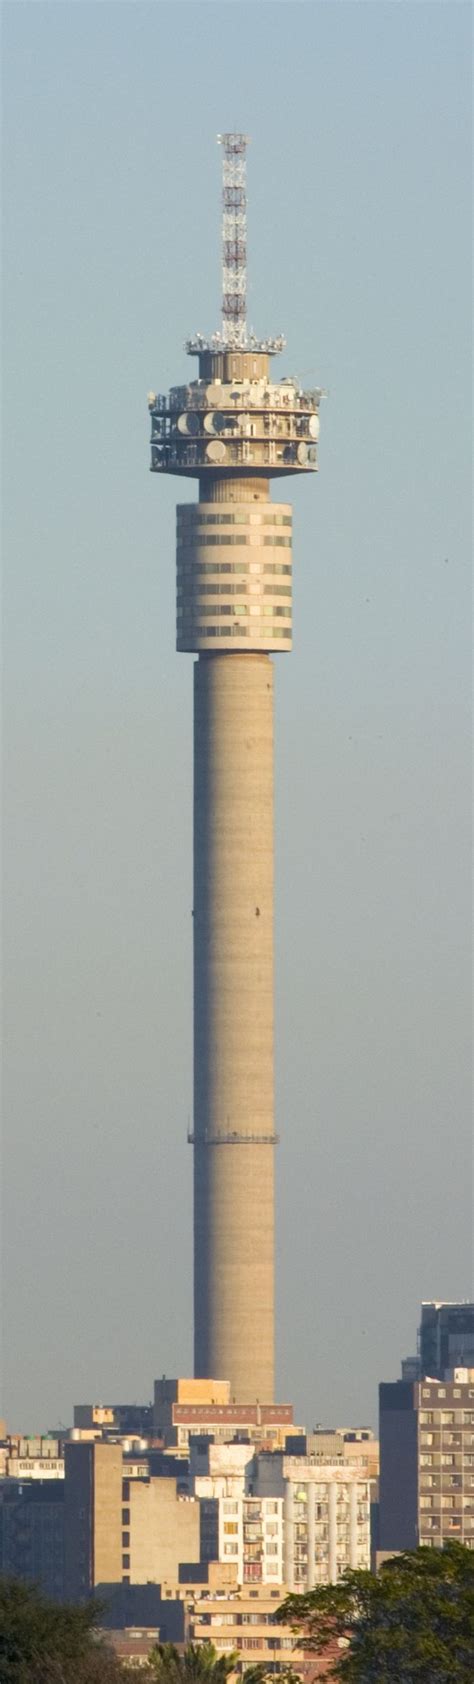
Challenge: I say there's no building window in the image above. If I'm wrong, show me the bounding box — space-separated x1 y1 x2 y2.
122 1555 130 1569
122 1532 130 1547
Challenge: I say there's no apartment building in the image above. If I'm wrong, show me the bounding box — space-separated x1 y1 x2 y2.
199 1493 284 1584
379 1372 474 1550
187 1582 342 1678
64 1440 200 1599
256 1453 371 1585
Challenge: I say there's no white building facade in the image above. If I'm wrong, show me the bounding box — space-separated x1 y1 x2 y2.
256 1454 371 1586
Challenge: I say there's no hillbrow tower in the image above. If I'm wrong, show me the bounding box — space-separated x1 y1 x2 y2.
149 135 322 1401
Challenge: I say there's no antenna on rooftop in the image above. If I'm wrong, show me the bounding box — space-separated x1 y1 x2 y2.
217 132 249 349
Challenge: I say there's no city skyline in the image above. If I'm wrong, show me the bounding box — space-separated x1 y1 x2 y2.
2 2 472 1433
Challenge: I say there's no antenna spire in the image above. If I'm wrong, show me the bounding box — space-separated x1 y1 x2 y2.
185 133 285 356
218 132 249 349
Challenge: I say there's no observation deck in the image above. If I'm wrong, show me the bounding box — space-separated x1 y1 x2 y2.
148 367 322 482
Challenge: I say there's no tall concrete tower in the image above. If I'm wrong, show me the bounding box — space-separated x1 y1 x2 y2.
149 135 322 1402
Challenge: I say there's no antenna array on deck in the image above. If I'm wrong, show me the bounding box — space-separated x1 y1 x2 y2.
186 133 285 357
218 131 249 349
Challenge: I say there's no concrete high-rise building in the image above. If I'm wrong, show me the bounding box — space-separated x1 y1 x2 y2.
0 1480 64 1602
379 1373 474 1552
256 1452 371 1585
148 134 322 1401
64 1441 201 1600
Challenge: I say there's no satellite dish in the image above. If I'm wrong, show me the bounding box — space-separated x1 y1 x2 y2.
206 439 227 463
309 415 320 440
212 412 232 433
203 412 217 434
206 385 222 406
176 411 200 436
297 442 308 464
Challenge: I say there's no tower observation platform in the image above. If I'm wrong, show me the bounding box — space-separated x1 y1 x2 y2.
149 135 322 1402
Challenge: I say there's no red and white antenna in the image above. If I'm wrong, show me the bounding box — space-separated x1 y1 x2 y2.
218 132 249 349
185 134 284 357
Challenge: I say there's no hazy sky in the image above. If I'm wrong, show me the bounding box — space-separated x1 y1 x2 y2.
2 1 472 1435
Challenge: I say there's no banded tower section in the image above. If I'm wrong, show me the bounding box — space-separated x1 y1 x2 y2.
149 135 322 1402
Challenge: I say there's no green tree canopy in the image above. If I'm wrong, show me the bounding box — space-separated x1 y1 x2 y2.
146 1649 301 1684
0 1578 124 1683
276 1541 474 1683
146 1640 239 1684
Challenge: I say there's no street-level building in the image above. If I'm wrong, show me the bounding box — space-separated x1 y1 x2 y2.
187 1582 343 1678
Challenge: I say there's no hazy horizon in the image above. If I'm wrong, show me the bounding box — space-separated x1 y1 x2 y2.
2 0 472 1435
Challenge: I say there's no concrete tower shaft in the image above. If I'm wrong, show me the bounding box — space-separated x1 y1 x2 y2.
148 136 322 1402
193 654 275 1399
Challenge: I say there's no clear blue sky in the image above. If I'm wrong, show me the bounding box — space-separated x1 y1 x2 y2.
2 1 472 1433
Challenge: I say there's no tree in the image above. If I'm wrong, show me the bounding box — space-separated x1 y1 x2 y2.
276 1541 474 1683
0 1578 125 1683
145 1651 301 1684
146 1641 240 1684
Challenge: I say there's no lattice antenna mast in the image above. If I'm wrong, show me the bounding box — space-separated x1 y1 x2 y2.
218 132 249 349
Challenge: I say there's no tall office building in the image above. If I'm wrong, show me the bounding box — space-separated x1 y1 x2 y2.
148 135 322 1401
419 1302 474 1379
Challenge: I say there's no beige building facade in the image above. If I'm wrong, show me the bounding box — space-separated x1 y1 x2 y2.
64 1441 201 1599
